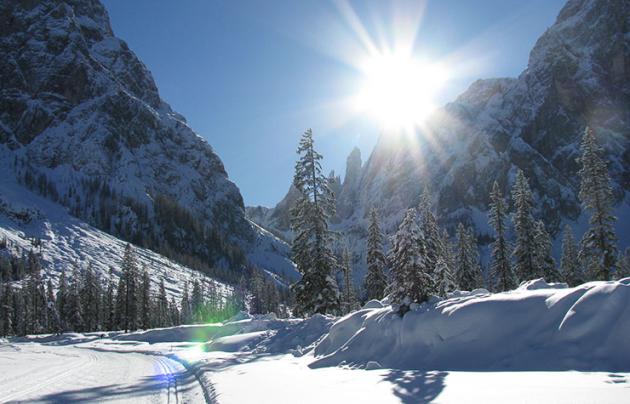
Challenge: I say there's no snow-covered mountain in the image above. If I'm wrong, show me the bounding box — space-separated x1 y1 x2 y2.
0 0 297 284
248 0 630 280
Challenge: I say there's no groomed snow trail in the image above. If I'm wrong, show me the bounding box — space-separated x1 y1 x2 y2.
0 342 206 403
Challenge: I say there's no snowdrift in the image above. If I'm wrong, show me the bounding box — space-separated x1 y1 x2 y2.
312 279 630 372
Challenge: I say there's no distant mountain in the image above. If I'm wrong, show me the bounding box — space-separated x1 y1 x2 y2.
248 0 630 282
0 0 298 284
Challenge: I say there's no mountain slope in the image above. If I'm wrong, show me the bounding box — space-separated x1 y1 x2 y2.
0 0 297 283
250 0 630 282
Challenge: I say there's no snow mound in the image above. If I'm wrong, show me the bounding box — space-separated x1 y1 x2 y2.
518 278 569 290
312 280 630 371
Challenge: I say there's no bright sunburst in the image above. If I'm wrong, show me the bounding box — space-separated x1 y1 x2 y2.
354 52 448 130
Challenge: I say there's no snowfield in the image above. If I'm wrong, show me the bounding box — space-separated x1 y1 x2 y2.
1 279 629 403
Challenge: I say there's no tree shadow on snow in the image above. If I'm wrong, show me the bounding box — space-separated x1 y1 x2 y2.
382 370 448 404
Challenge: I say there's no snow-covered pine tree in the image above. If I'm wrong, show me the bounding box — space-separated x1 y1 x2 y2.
102 268 116 331
169 296 180 326
560 225 583 286
340 248 357 314
417 187 441 276
435 256 457 297
290 129 340 316
533 220 560 282
180 282 192 324
25 263 46 334
191 279 204 323
488 181 515 291
45 279 61 334
156 278 169 327
620 249 630 278
511 169 537 283
56 268 68 330
120 244 138 332
387 208 433 312
454 224 483 291
79 263 101 331
364 208 388 301
66 266 84 332
0 284 13 336
139 269 151 329
577 127 618 281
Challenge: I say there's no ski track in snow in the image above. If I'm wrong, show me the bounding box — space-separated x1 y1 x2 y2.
0 342 206 403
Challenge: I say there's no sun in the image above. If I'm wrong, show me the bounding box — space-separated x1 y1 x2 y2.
354 52 448 131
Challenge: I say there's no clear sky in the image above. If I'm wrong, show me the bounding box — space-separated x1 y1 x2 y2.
102 0 566 207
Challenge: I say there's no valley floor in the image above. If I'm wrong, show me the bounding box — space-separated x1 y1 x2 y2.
1 330 628 403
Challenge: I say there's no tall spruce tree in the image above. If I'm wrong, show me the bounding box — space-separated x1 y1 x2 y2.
120 244 138 332
46 279 61 334
80 263 101 331
103 269 116 331
435 256 457 297
364 208 388 301
488 181 515 291
139 270 152 329
577 127 617 281
340 248 357 314
417 187 440 275
617 248 630 280
455 224 483 291
533 220 560 282
290 129 340 316
180 282 192 324
560 225 583 286
387 208 433 312
156 278 169 327
511 169 537 282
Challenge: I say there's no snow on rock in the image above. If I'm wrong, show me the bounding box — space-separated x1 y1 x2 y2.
312 279 630 371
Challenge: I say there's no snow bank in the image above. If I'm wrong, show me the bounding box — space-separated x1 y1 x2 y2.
312 279 630 371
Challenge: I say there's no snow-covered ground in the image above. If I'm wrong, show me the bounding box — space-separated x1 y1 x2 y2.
2 279 629 403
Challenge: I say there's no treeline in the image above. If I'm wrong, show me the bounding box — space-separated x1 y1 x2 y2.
0 238 43 283
14 157 247 285
289 127 630 317
0 244 243 337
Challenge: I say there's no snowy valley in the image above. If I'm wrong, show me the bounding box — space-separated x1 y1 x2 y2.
1 0 630 402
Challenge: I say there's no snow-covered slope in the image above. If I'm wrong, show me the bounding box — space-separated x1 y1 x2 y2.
0 0 297 282
313 278 630 372
0 159 228 301
251 0 630 281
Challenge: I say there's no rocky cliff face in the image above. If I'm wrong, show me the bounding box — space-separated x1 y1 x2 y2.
250 0 630 281
0 0 296 282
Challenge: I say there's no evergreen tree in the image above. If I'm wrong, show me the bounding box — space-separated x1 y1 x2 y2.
46 279 61 334
113 276 126 330
66 266 84 331
364 208 388 301
191 279 204 323
577 127 617 281
560 225 583 286
290 129 340 316
120 244 138 332
169 296 180 326
534 220 560 282
387 208 433 312
1 284 13 336
156 278 169 327
139 270 152 329
435 256 457 297
455 224 483 291
80 263 101 331
340 248 357 314
511 169 537 282
417 187 441 275
488 181 515 291
617 247 630 280
25 265 47 334
102 269 116 331
180 282 192 324
56 268 68 331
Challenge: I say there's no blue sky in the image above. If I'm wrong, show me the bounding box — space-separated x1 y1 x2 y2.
102 0 566 207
